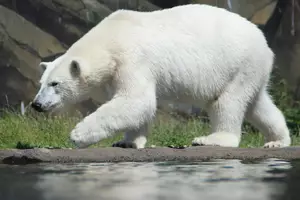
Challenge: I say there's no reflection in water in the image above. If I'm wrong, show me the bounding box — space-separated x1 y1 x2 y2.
0 159 298 200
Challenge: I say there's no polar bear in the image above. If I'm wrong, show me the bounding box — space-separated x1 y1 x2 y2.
31 4 291 149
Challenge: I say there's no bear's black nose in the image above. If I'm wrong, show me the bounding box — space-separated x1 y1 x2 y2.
31 101 44 112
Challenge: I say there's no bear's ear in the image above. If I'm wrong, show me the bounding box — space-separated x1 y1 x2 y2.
39 62 48 72
70 60 81 78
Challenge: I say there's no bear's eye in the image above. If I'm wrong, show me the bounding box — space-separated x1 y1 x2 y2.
49 82 59 87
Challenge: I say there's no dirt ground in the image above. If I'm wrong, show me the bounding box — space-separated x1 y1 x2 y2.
0 146 300 165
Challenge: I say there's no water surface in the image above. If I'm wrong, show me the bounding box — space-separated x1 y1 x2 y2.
0 158 299 200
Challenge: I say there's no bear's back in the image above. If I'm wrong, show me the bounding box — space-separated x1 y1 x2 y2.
68 4 266 54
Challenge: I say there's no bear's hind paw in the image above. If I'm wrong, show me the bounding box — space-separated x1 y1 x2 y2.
192 132 240 147
192 136 220 147
263 141 289 148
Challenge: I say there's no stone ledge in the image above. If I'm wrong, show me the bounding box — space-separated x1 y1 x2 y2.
1 146 300 165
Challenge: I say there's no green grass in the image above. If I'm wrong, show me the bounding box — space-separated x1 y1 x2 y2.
0 109 299 149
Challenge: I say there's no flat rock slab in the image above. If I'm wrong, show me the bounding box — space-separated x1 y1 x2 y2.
1 146 300 165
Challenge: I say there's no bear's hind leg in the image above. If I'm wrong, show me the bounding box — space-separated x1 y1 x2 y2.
112 123 149 149
192 77 258 147
192 94 245 147
245 89 291 148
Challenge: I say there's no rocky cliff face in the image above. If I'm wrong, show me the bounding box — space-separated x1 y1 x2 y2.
0 0 298 116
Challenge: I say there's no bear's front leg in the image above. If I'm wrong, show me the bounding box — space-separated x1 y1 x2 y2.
70 87 156 148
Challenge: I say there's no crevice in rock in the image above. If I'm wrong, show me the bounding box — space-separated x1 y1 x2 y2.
261 0 290 46
0 22 42 59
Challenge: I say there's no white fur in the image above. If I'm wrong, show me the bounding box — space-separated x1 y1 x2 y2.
33 4 291 149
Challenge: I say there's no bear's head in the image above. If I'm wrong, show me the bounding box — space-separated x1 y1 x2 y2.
31 52 116 113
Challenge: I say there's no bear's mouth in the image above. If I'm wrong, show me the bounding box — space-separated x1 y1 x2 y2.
31 102 61 113
46 103 62 113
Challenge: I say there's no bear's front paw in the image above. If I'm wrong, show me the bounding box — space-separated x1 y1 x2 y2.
70 130 90 149
70 122 103 148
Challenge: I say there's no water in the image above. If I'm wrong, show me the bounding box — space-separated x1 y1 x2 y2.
0 159 299 200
